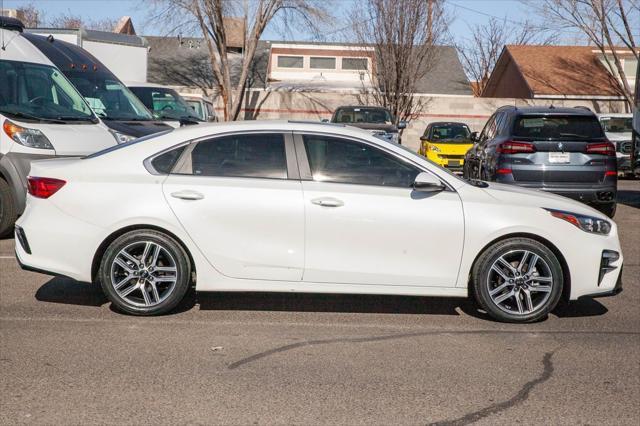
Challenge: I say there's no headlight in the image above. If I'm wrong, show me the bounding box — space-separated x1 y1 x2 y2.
109 129 137 144
3 120 54 149
545 208 611 235
429 144 441 152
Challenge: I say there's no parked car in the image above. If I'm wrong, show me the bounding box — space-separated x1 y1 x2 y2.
633 60 640 178
179 93 217 122
21 32 172 142
463 106 617 217
598 113 633 177
0 17 117 237
16 121 623 323
328 106 406 144
418 122 474 172
127 82 203 128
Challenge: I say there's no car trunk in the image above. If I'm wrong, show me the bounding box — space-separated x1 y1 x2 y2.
511 140 606 184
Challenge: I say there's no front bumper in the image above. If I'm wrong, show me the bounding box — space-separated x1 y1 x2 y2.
579 265 624 298
426 152 465 170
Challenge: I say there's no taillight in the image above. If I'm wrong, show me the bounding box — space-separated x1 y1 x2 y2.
496 141 536 154
586 142 615 156
27 177 66 199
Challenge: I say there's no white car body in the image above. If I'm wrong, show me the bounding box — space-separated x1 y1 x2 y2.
15 121 623 302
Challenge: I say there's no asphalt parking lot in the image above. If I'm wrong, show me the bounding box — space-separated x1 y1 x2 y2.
1 180 639 425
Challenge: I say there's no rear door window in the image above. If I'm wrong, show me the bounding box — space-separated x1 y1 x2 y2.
513 115 604 140
187 133 288 179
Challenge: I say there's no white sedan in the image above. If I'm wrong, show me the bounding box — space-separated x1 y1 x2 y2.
15 121 623 322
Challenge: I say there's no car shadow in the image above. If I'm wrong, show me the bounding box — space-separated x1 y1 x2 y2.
617 187 640 209
35 276 108 307
34 278 609 320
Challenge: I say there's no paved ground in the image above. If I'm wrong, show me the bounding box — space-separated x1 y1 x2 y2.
1 180 639 425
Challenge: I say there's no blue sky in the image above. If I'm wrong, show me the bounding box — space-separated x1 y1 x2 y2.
0 0 550 42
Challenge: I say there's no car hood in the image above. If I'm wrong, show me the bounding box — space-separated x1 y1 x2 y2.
104 120 173 138
479 182 607 218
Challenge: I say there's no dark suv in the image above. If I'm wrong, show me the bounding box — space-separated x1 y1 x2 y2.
463 106 617 217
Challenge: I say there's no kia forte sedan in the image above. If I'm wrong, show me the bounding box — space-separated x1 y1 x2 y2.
15 121 623 322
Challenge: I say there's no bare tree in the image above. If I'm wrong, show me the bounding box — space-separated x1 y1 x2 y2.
538 0 639 108
16 2 43 27
351 0 448 125
48 12 119 31
151 0 330 121
457 18 557 96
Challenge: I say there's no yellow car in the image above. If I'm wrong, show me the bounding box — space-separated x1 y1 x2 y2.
418 122 474 172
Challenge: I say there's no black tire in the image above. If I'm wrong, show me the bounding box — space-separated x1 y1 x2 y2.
98 229 192 316
0 178 17 238
471 237 563 323
597 203 616 218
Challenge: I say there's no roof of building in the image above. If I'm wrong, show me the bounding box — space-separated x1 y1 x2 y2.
483 45 625 98
147 38 471 95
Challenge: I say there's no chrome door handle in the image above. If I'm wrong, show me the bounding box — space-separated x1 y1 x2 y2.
311 197 344 207
171 190 204 200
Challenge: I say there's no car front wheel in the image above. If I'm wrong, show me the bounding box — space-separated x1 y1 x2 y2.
98 230 191 315
471 238 563 323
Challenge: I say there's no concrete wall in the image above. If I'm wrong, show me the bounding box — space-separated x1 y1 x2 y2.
175 87 627 152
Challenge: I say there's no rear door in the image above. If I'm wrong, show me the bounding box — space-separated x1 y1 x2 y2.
509 114 610 184
162 132 305 281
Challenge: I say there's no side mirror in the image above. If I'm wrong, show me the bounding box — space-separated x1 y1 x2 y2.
413 172 445 193
398 120 407 129
321 118 330 123
470 132 479 142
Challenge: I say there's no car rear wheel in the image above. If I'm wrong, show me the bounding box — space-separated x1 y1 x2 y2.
98 230 191 316
0 178 17 238
471 238 563 323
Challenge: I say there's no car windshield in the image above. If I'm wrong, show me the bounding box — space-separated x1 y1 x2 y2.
334 107 393 124
600 117 633 133
0 60 96 122
513 115 604 140
65 71 153 121
186 100 205 120
129 87 201 122
428 124 471 143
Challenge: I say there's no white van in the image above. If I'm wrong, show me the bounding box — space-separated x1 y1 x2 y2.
179 93 217 123
0 17 117 236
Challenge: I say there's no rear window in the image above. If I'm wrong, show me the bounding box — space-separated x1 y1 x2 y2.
513 115 604 140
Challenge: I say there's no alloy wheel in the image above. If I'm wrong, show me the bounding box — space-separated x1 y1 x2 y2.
486 249 553 316
110 241 178 307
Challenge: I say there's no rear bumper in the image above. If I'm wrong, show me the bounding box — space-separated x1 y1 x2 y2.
501 182 617 204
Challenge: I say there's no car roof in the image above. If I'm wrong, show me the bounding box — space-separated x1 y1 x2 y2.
334 105 391 110
502 106 596 116
21 32 117 79
597 113 632 118
427 122 470 126
0 28 56 66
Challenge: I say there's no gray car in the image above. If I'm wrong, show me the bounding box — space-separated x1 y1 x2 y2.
463 106 617 217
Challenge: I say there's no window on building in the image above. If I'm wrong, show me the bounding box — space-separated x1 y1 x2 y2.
277 56 304 68
342 58 368 71
310 57 336 69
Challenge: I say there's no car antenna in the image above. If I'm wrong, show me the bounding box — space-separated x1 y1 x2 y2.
549 104 555 109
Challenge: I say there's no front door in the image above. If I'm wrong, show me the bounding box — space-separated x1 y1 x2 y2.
163 132 304 281
298 134 465 287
